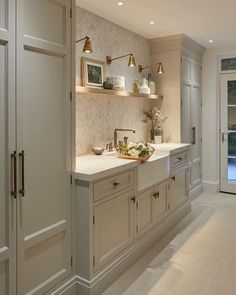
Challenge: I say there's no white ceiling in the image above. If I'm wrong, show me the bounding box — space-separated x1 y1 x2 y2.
76 0 236 48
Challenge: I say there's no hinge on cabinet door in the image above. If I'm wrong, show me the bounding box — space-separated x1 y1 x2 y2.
70 8 72 18
201 102 202 108
70 256 73 267
136 226 139 233
201 138 202 143
70 175 73 184
136 202 139 209
181 57 182 63
181 100 183 107
70 91 72 101
93 215 95 225
168 184 170 191
93 256 95 266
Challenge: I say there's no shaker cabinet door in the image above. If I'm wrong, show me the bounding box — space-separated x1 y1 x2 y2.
93 190 134 271
171 167 189 211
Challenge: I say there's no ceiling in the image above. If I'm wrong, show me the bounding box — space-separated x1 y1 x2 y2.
76 0 236 48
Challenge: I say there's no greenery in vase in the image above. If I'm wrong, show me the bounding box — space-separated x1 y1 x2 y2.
142 106 167 130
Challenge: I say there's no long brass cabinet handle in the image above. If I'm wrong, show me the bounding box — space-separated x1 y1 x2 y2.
11 151 17 198
19 150 25 197
192 127 196 145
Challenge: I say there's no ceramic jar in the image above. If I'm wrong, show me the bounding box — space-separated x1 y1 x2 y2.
139 78 150 94
107 76 125 91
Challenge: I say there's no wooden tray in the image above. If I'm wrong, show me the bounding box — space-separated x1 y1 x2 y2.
117 148 155 163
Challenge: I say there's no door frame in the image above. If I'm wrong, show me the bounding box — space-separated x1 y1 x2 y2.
219 55 236 194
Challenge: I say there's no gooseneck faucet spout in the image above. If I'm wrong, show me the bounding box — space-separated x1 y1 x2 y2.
114 128 136 147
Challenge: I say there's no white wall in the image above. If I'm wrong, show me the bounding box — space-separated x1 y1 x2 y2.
202 45 236 192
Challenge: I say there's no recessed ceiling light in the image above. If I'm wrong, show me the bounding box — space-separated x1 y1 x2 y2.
117 1 124 6
149 21 155 25
209 39 213 43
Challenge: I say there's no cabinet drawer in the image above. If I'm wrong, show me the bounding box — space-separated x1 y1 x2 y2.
171 151 188 168
93 171 134 202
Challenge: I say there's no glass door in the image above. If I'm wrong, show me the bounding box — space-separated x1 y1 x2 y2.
220 74 236 193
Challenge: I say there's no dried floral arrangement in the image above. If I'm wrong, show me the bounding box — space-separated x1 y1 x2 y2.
116 142 154 162
142 106 167 130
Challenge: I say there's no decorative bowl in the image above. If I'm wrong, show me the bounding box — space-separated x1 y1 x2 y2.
91 148 105 155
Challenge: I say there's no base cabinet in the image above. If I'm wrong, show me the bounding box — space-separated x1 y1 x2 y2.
93 190 134 271
171 166 189 211
136 180 170 237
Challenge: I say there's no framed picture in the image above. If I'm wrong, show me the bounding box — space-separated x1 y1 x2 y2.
81 57 105 87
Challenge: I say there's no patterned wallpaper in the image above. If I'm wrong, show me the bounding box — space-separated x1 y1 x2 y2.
76 7 155 155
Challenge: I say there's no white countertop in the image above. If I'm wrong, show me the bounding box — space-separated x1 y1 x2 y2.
74 143 190 182
74 154 139 182
151 143 190 155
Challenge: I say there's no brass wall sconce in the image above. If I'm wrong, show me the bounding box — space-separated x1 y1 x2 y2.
106 53 136 67
75 36 93 53
138 62 164 74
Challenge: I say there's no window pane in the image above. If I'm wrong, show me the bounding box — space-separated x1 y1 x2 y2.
228 81 236 105
222 58 236 71
228 107 236 130
228 133 236 156
228 158 236 182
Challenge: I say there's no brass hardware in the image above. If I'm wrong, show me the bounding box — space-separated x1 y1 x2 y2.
93 215 95 225
221 130 229 143
19 150 25 197
178 157 183 160
113 181 120 187
70 256 73 267
131 196 136 203
136 202 139 209
123 136 128 145
93 256 95 266
192 127 196 145
114 128 136 147
168 203 171 210
171 176 176 181
136 226 139 233
138 62 164 74
11 151 17 198
153 192 159 199
106 53 136 67
75 36 93 53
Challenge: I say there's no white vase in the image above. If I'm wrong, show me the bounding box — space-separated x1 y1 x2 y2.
139 78 150 94
148 74 156 95
154 135 162 144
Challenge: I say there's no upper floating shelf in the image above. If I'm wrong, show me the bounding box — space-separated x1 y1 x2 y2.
76 86 163 100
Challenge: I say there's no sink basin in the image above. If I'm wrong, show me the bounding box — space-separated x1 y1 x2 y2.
137 154 170 192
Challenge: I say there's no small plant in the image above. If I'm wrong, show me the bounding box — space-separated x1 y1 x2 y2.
116 142 154 161
142 106 167 130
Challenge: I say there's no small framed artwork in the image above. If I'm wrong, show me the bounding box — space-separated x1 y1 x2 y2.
81 57 105 87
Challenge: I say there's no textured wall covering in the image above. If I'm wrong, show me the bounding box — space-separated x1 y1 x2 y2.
76 7 154 155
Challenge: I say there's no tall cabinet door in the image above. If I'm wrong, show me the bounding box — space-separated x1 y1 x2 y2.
16 1 72 294
0 1 16 294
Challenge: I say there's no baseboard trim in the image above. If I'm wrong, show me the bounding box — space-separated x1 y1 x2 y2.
202 180 219 193
189 183 203 201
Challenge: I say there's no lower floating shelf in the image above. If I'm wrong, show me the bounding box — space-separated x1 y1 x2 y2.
76 86 163 100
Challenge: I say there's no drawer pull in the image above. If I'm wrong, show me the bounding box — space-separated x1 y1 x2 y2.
178 157 183 160
153 192 159 199
131 196 136 203
171 176 176 181
113 181 120 187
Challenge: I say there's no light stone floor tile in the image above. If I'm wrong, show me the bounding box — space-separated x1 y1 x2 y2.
102 192 236 295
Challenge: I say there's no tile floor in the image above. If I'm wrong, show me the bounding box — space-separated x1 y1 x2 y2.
102 192 236 295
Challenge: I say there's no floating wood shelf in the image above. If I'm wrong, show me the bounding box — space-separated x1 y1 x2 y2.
76 86 163 100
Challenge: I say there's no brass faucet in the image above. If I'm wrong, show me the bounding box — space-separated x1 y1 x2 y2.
114 128 136 147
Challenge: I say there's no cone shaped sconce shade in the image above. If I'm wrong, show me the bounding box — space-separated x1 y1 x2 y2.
83 38 93 53
76 36 93 53
128 54 136 67
157 63 164 74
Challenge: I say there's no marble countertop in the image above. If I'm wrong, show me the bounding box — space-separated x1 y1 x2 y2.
74 154 139 182
151 143 190 155
74 143 190 182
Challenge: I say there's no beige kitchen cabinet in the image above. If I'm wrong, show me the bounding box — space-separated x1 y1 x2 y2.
93 190 134 271
136 187 156 237
170 166 189 211
154 180 170 222
136 179 170 237
0 1 73 294
150 34 205 198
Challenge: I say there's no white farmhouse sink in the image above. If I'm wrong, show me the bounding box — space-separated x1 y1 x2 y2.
137 154 170 192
